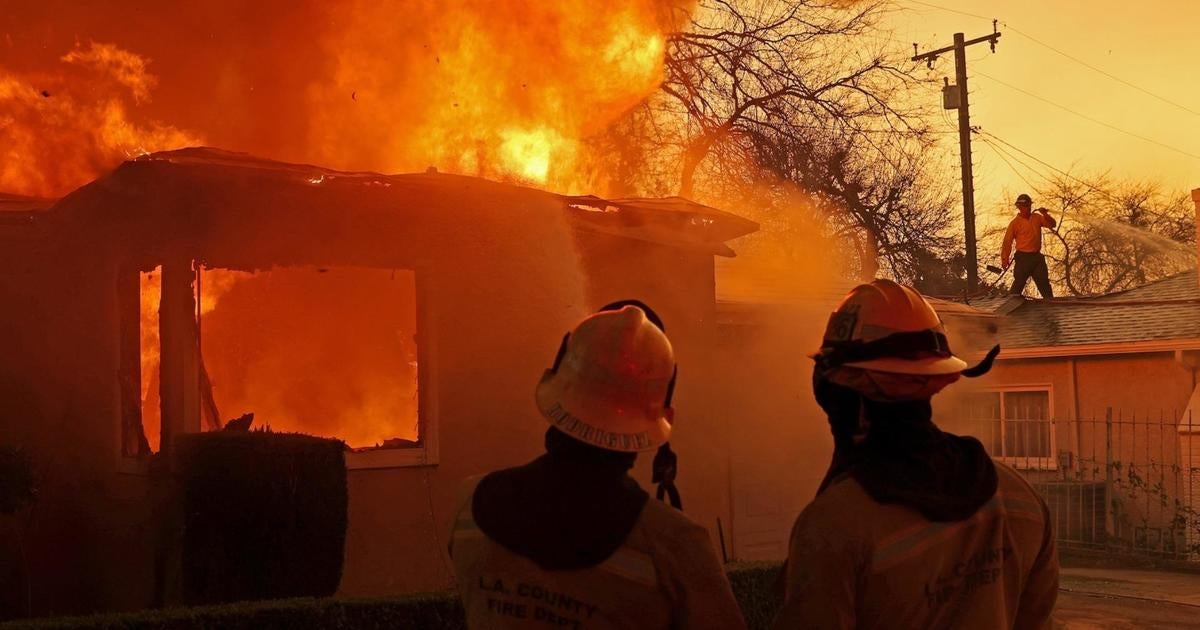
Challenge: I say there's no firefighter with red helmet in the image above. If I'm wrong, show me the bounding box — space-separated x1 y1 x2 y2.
449 302 746 630
773 280 1059 630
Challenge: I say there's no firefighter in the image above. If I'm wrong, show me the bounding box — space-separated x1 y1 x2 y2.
448 302 747 630
1001 193 1057 299
773 280 1059 630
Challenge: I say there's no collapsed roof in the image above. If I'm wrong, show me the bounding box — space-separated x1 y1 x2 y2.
9 148 757 268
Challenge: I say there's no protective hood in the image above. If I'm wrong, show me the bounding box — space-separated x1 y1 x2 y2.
471 428 649 570
814 373 997 522
851 398 998 522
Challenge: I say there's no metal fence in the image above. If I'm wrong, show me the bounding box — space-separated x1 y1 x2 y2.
948 406 1200 561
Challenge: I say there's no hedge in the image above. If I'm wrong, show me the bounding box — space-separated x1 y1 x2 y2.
0 563 784 630
175 431 348 605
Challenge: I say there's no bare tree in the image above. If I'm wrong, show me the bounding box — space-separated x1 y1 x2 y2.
588 0 957 283
662 0 926 194
745 121 959 281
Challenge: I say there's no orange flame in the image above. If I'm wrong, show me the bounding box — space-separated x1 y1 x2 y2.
309 0 686 191
7 4 691 451
0 42 200 197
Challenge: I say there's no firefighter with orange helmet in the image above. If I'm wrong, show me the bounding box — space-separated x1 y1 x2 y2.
449 302 747 630
773 280 1059 630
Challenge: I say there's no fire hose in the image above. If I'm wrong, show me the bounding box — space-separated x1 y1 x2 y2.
984 263 1010 293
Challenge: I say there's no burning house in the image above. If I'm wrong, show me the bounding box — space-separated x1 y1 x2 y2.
0 147 760 615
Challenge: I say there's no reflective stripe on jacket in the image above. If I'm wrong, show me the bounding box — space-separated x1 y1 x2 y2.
772 462 1058 630
449 477 747 630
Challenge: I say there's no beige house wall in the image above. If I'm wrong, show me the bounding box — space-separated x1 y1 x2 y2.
965 351 1198 549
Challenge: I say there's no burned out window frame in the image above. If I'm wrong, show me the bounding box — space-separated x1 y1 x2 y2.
116 263 153 475
116 259 202 472
344 267 439 469
116 262 440 472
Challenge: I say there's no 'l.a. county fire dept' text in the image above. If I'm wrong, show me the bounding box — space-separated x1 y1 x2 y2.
478 576 600 628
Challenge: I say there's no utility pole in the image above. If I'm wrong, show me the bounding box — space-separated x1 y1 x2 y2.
913 23 1000 295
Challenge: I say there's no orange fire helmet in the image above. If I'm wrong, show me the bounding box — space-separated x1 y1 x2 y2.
812 279 998 378
535 305 676 453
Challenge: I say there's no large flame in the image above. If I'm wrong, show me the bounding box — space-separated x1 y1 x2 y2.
6 1 690 450
309 0 682 191
0 42 201 197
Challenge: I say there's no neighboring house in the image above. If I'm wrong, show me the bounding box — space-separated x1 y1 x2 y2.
952 256 1200 557
713 201 1200 563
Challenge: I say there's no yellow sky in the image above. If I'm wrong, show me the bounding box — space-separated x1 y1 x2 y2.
885 0 1200 227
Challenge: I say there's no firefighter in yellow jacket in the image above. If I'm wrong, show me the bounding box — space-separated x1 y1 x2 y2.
773 280 1059 630
449 301 747 630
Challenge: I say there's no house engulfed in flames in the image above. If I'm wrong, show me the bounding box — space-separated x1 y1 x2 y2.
0 147 767 614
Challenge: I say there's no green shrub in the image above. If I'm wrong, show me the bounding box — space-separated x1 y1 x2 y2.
175 431 348 605
0 593 463 630
728 561 783 630
1 563 785 630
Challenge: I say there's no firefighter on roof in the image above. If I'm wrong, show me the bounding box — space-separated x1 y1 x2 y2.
773 280 1059 630
448 301 746 630
1001 193 1058 299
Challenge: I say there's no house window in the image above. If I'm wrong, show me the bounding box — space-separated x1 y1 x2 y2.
119 263 435 469
198 266 433 468
961 388 1055 469
118 264 168 461
139 266 164 453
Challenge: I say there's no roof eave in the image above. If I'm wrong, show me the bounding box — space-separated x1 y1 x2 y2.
998 338 1200 359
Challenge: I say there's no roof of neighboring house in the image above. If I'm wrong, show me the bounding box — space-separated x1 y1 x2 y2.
987 269 1200 350
712 267 997 339
960 295 1026 315
927 296 999 319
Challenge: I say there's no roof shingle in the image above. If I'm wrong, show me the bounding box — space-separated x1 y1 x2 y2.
995 270 1200 348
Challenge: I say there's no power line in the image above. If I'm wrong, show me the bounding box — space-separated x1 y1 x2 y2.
980 131 1122 205
980 134 1051 183
982 131 1090 182
978 136 1039 190
901 0 993 22
977 72 1200 162
1003 25 1200 117
900 0 1200 117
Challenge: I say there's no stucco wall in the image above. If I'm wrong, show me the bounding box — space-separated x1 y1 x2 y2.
0 205 737 615
960 351 1198 549
0 240 158 619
